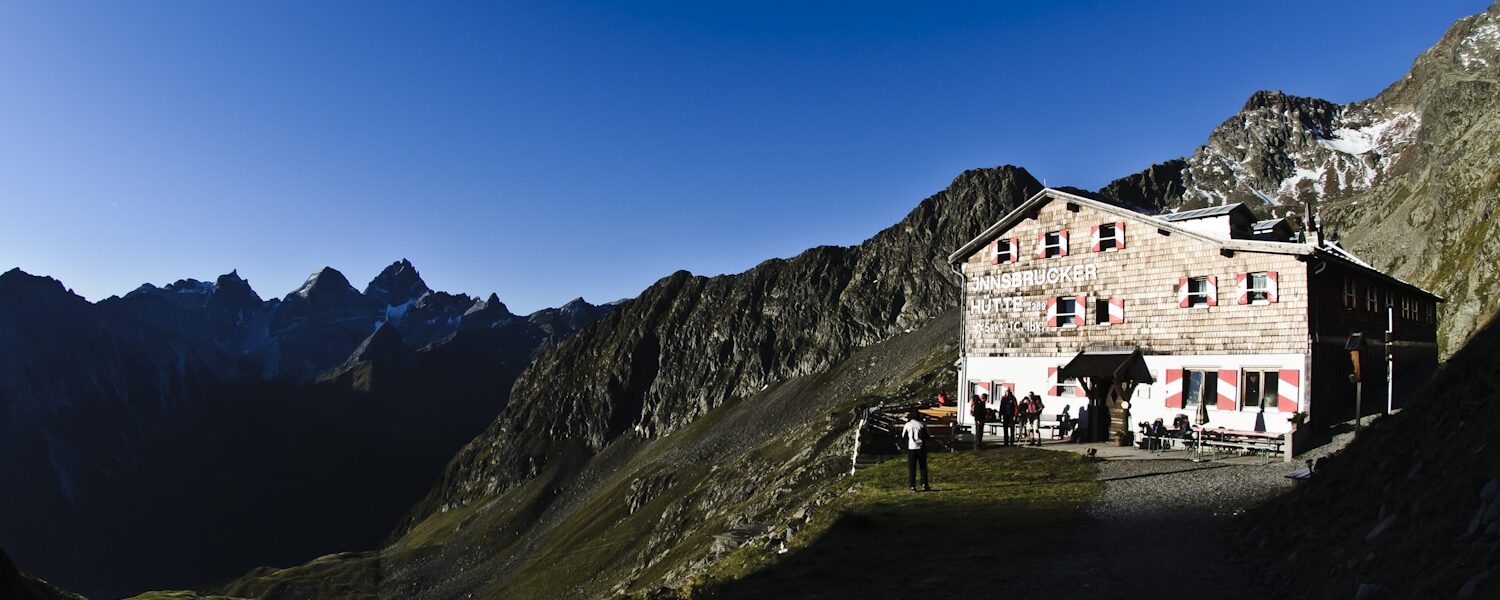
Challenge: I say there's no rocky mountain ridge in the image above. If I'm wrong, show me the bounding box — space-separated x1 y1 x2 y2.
0 262 611 598
419 166 1043 521
1104 2 1500 354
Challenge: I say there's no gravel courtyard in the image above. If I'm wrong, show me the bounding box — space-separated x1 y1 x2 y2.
981 452 1300 600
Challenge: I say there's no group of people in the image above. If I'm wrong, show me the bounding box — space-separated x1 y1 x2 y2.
968 389 1046 447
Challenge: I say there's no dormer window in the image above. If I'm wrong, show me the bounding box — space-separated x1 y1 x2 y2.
1037 230 1069 258
1092 222 1125 252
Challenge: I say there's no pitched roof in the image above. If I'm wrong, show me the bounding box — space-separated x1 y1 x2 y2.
947 188 1443 302
1252 218 1289 232
1160 203 1254 222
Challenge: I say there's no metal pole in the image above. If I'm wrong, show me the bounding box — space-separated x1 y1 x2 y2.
1355 380 1363 432
1386 307 1394 415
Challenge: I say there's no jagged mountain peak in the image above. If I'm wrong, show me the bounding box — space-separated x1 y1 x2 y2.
365 259 431 307
212 270 259 300
1240 89 1339 115
0 268 77 300
294 266 358 300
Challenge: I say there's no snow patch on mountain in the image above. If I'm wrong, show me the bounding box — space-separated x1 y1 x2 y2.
1459 19 1498 69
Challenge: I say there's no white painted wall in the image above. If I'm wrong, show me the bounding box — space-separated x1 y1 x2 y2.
959 353 1306 435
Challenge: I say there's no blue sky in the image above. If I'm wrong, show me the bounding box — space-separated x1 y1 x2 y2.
0 1 1486 312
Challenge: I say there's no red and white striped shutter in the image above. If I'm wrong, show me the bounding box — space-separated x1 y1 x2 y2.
1090 224 1101 252
1002 382 1016 395
973 381 991 397
1267 271 1279 303
1109 297 1125 324
1045 296 1058 327
1164 369 1183 408
1177 278 1190 308
1236 273 1249 305
1115 221 1126 249
1036 232 1047 258
1217 369 1238 410
1277 369 1300 412
1047 366 1058 396
1073 294 1086 326
990 240 1000 265
1060 230 1069 256
1009 237 1018 263
1206 275 1218 307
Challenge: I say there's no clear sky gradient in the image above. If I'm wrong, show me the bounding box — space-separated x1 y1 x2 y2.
0 1 1486 312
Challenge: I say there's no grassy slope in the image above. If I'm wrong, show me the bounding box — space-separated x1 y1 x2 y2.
196 310 967 599
692 449 1101 599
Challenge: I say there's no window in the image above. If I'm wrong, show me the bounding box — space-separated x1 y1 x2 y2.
1186 276 1214 307
1401 297 1414 320
994 238 1016 264
1056 369 1080 397
1183 369 1218 408
1386 290 1394 311
1095 222 1122 251
1366 285 1379 312
1241 369 1280 411
1094 297 1124 325
1343 278 1357 309
1247 272 1272 303
1041 230 1068 258
1055 296 1079 327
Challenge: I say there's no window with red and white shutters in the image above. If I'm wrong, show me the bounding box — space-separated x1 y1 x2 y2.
1091 222 1126 252
991 237 1018 264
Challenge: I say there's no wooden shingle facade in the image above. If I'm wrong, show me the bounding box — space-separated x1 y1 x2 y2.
948 189 1440 452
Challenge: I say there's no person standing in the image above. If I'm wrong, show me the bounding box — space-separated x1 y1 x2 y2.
969 393 986 449
902 411 930 492
998 389 1018 446
1026 392 1045 446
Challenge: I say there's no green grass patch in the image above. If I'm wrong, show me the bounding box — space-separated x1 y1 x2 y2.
691 448 1100 599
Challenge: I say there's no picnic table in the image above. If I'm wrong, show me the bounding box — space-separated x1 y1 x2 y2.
1190 426 1286 464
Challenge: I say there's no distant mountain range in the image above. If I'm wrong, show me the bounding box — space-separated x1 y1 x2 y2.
0 261 611 598
11 3 1500 598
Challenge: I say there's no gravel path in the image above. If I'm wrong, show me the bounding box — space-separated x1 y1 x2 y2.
980 456 1297 600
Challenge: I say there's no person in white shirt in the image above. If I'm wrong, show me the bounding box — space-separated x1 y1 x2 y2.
901 411 930 492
